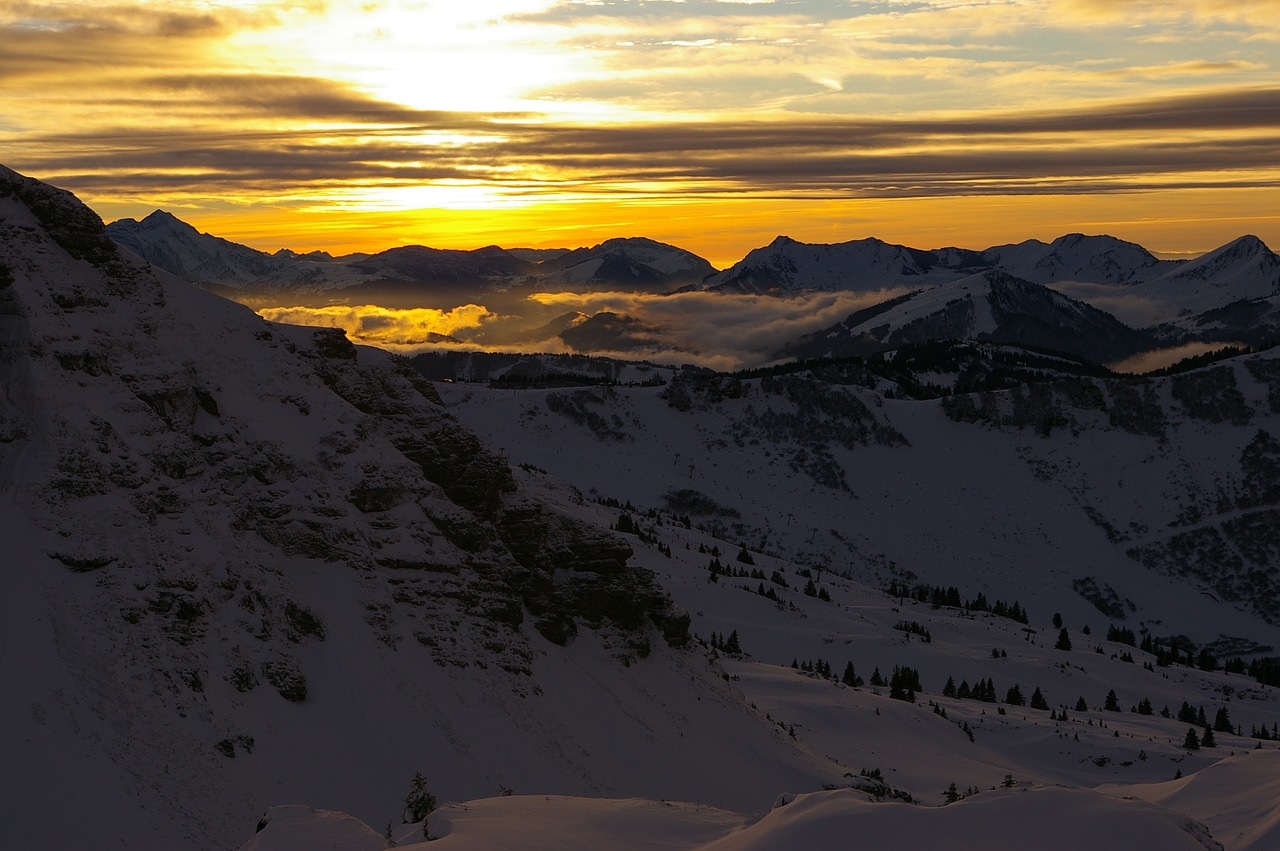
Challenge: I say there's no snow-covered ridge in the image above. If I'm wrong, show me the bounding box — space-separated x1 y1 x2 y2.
704 232 1188 294
106 213 716 296
777 269 1156 365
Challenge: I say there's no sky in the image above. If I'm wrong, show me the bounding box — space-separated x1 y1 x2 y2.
3 0 1280 266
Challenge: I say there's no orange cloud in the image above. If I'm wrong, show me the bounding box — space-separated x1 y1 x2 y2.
257 304 496 351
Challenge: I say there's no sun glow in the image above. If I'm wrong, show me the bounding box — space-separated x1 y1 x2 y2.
219 0 590 115
4 0 1279 258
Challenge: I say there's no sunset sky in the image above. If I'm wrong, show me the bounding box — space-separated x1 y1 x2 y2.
4 0 1280 266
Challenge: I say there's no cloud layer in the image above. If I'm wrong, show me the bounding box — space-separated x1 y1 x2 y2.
257 289 905 370
3 0 1278 257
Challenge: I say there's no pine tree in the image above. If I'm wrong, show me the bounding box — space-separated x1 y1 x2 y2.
1104 689 1120 712
1182 728 1201 750
1055 628 1072 651
1030 687 1049 710
842 661 862 687
1052 612 1063 629
1005 684 1025 706
1213 706 1233 733
725 629 742 654
1075 696 1088 712
1201 726 1216 747
943 676 957 698
403 771 436 823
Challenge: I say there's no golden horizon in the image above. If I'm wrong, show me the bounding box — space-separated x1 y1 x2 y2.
6 1 1280 268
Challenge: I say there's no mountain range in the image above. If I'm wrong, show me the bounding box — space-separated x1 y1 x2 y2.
107 211 715 307
108 211 1280 369
6 165 1280 849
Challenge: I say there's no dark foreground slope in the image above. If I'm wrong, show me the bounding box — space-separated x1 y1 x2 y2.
0 166 830 849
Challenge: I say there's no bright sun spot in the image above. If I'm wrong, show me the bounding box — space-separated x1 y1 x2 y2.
231 0 588 115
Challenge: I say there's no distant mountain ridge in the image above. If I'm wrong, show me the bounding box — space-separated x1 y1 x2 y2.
108 210 1278 307
106 212 716 301
704 232 1195 294
106 210 1280 365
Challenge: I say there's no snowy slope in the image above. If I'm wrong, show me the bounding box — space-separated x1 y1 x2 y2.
705 233 1183 296
1125 236 1280 346
441 360 1280 647
107 210 292 285
243 489 1280 848
535 237 717 291
0 165 824 849
776 270 1154 364
106 210 378 293
1142 236 1280 310
247 786 1222 850
705 235 950 294
982 233 1177 286
10 165 1280 850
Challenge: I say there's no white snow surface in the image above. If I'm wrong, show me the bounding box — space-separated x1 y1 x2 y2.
247 785 1225 850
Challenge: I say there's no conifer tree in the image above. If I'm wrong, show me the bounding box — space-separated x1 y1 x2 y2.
1055 628 1072 651
1104 689 1120 712
1075 696 1088 712
403 772 436 823
1030 687 1049 710
1201 726 1216 748
1182 728 1201 750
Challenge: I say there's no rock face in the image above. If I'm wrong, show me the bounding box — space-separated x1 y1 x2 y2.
0 165 688 847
